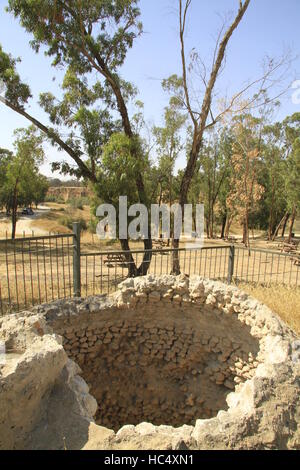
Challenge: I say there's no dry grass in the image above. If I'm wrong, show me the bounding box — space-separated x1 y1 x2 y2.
239 283 300 335
1 203 299 324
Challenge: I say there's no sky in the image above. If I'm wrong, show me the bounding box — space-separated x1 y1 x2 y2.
0 0 299 178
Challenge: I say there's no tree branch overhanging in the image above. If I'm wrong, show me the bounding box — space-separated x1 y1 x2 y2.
0 95 97 182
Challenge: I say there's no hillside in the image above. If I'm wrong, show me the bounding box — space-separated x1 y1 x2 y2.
47 186 92 202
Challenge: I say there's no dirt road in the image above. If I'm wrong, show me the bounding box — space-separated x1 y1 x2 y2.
0 206 50 238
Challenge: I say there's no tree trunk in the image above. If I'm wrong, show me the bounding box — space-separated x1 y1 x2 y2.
11 208 17 240
272 212 289 241
288 207 296 243
281 212 290 238
268 203 274 241
11 181 19 240
243 208 250 248
224 216 232 240
208 202 214 238
120 237 152 278
205 217 209 239
171 238 180 275
268 176 275 241
242 221 246 245
220 213 227 239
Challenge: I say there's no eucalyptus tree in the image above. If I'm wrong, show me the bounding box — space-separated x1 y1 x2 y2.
195 127 234 239
0 148 13 215
0 0 152 275
163 0 292 270
261 123 287 240
282 113 300 242
163 0 251 272
1 126 45 239
152 102 186 205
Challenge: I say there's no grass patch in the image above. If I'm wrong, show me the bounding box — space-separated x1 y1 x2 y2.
239 283 300 335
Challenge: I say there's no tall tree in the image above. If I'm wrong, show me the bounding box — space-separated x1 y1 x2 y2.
164 0 290 271
152 100 186 242
1 126 45 239
283 113 300 242
226 114 265 247
196 128 233 239
0 0 152 275
261 123 287 240
166 0 251 272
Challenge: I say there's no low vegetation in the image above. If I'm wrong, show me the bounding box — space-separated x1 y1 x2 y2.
240 283 300 335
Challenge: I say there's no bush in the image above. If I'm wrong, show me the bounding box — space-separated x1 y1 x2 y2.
68 197 90 210
88 217 98 234
59 215 87 231
45 194 65 204
68 198 83 210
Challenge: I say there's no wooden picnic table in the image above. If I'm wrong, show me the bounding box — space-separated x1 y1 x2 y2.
103 253 129 268
153 239 169 247
152 239 169 255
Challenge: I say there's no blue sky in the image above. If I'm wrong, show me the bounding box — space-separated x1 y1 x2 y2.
0 0 299 178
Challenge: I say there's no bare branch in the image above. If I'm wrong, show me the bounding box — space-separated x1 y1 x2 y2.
179 0 197 127
0 95 96 182
195 0 251 148
176 0 251 212
207 54 293 128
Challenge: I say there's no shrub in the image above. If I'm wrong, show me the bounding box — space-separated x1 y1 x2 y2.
88 217 98 234
68 197 90 210
45 194 65 204
59 215 87 231
68 198 83 210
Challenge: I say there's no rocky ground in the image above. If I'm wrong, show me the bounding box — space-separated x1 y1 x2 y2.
0 275 299 450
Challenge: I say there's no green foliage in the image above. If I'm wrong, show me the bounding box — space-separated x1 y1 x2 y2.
2 0 143 180
45 194 65 203
59 215 87 231
68 198 83 210
0 44 31 107
7 0 142 71
94 132 147 207
151 100 186 204
283 113 300 213
67 195 90 210
0 126 46 212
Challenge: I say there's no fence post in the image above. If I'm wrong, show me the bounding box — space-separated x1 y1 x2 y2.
73 222 81 297
227 245 235 284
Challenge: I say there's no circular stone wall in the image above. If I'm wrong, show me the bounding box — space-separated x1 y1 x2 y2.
35 275 298 433
1 274 299 450
59 297 259 430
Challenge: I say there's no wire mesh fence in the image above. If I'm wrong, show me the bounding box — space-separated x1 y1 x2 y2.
80 245 300 297
0 227 299 315
0 234 74 315
233 247 300 287
80 246 231 297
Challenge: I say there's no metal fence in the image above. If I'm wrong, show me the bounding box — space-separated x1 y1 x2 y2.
233 246 300 286
0 233 74 315
80 245 300 297
80 246 231 297
0 223 299 315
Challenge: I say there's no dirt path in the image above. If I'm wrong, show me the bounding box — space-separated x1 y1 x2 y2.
0 206 51 238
